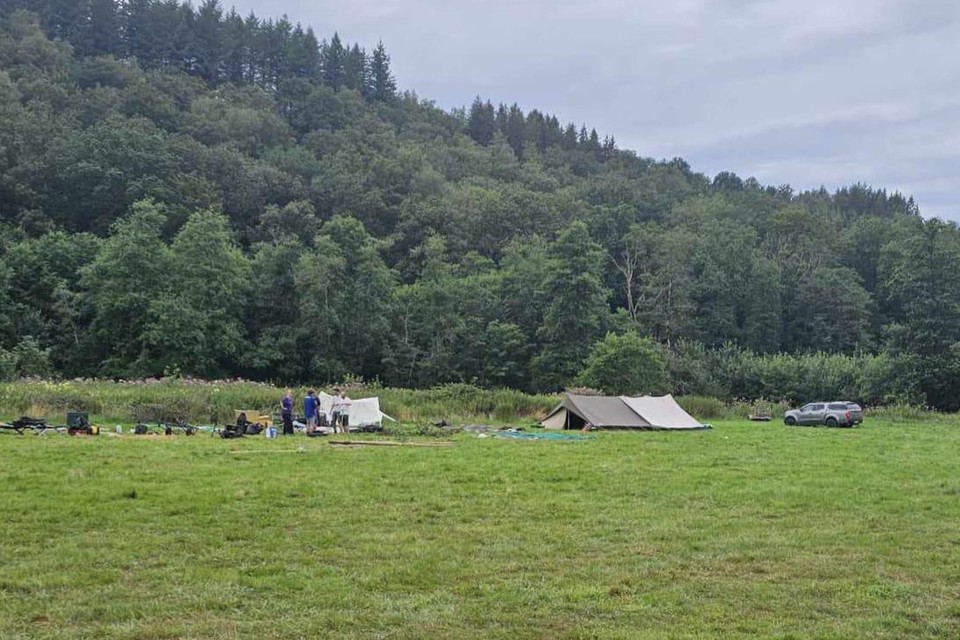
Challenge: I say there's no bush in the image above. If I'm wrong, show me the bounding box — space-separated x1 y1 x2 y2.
576 332 667 395
0 337 53 381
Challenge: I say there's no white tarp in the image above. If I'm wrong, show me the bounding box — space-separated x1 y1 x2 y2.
619 394 705 430
317 392 396 426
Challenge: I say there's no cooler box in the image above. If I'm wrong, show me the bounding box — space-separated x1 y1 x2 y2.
66 412 89 428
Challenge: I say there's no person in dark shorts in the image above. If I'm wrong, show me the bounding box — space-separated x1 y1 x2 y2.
303 389 318 435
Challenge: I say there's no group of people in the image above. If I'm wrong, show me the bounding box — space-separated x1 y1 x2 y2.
279 388 353 435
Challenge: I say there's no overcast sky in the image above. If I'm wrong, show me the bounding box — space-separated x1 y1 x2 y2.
228 0 960 220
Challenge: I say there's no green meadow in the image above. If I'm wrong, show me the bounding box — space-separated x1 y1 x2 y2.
2 419 959 639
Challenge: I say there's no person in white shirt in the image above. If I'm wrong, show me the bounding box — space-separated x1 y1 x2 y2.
337 391 352 431
331 388 343 433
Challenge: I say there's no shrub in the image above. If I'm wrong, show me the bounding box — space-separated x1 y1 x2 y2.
576 332 667 395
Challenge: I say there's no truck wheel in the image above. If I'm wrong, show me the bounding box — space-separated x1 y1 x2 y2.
825 417 838 428
785 416 796 426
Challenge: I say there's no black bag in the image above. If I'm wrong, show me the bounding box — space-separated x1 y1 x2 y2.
134 424 149 435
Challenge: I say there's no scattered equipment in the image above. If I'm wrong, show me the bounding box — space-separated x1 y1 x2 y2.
1 413 100 435
66 412 98 436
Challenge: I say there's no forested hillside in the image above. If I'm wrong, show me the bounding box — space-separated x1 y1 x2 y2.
1 2 958 408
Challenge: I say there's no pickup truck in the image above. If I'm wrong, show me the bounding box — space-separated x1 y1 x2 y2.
783 402 863 428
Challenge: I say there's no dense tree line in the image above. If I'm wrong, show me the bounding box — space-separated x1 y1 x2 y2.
1 0 396 98
0 5 957 408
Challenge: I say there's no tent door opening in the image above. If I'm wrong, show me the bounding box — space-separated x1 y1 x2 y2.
566 412 586 430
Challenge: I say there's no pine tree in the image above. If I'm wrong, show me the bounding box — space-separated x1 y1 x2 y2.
506 104 525 158
495 103 508 136
588 128 601 155
192 0 223 84
259 17 291 88
368 40 396 101
220 9 248 84
124 0 155 63
525 109 544 153
243 12 260 83
321 32 345 89
43 0 86 45
82 0 121 57
563 122 578 150
601 135 616 160
467 96 495 146
343 43 367 93
544 115 563 149
284 25 320 80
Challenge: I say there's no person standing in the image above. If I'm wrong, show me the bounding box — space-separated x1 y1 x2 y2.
331 388 342 433
338 390 353 432
281 389 294 435
303 389 318 435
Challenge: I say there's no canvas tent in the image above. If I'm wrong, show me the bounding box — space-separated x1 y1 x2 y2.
317 392 396 427
540 393 707 431
540 394 650 430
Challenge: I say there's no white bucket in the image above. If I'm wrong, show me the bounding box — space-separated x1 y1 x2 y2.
265 426 278 439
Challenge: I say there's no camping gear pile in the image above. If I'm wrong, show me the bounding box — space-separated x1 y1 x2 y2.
219 410 272 438
0 412 100 436
132 421 198 435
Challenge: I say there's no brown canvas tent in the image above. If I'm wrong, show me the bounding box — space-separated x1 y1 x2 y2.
540 394 649 430
540 393 708 431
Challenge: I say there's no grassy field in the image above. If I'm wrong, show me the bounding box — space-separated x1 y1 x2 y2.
2 420 959 639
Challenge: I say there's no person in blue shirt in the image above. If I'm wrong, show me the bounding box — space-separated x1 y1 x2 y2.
281 389 294 435
303 389 318 435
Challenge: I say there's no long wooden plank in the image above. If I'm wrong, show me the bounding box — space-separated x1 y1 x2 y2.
328 440 455 448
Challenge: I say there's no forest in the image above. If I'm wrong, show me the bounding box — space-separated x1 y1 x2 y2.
0 1 958 408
